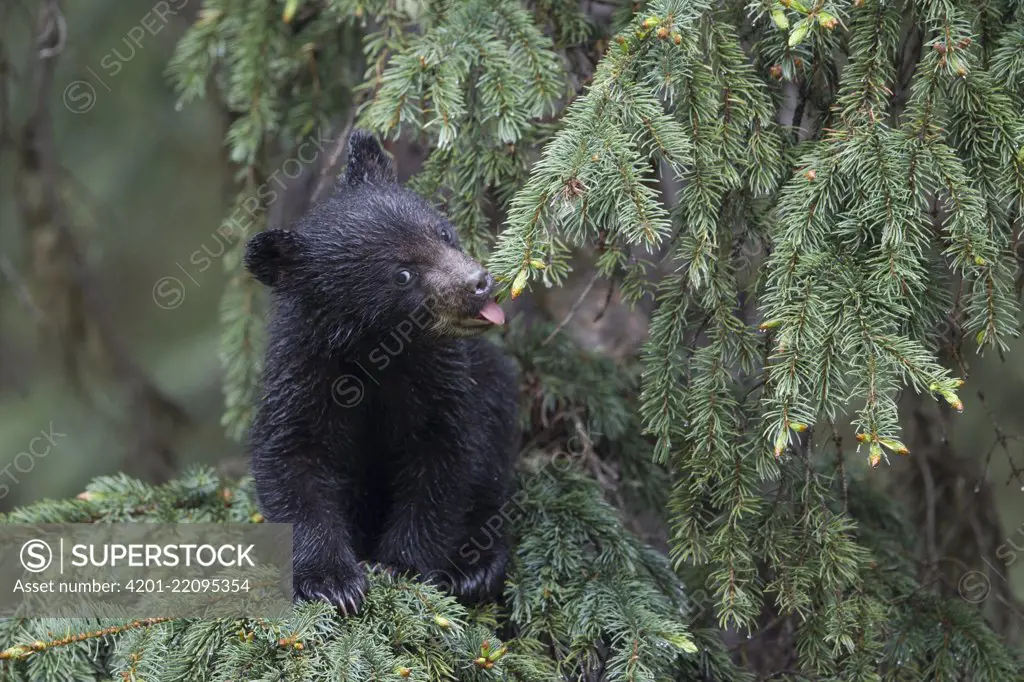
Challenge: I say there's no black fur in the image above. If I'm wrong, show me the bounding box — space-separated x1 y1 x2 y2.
245 131 518 615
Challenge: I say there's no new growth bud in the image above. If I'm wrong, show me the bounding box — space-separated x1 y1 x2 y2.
817 12 838 30
930 382 965 413
789 22 810 47
868 444 883 468
511 269 529 299
773 427 789 459
282 0 298 23
879 438 909 456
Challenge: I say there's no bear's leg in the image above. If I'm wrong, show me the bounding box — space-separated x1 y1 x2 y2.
374 461 513 604
442 484 522 603
371 450 479 596
252 450 367 615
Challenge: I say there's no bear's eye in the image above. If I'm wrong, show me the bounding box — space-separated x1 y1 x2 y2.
395 269 414 286
438 227 452 243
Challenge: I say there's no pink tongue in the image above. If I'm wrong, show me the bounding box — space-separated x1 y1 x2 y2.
477 301 505 325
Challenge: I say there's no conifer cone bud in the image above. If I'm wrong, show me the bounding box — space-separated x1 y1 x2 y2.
282 0 298 23
511 269 529 299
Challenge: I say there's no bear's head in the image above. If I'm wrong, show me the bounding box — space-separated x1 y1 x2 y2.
244 131 505 347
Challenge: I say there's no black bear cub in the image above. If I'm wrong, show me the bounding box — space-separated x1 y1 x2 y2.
244 132 518 615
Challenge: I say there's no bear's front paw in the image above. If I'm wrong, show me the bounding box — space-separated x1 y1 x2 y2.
422 550 508 604
451 556 507 603
294 567 368 616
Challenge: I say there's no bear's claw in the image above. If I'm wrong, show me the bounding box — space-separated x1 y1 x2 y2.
450 557 506 603
294 571 367 616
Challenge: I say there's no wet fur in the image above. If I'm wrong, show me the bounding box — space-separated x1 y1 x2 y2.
245 132 518 614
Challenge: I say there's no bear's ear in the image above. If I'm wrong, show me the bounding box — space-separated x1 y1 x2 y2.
343 130 396 187
244 229 303 287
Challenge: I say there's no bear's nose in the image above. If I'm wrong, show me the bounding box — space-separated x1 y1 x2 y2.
470 269 493 298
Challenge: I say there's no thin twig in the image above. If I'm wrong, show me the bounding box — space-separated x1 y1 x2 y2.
310 108 357 204
543 271 602 345
830 422 848 514
0 253 45 322
592 273 616 323
0 618 174 660
912 408 939 581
